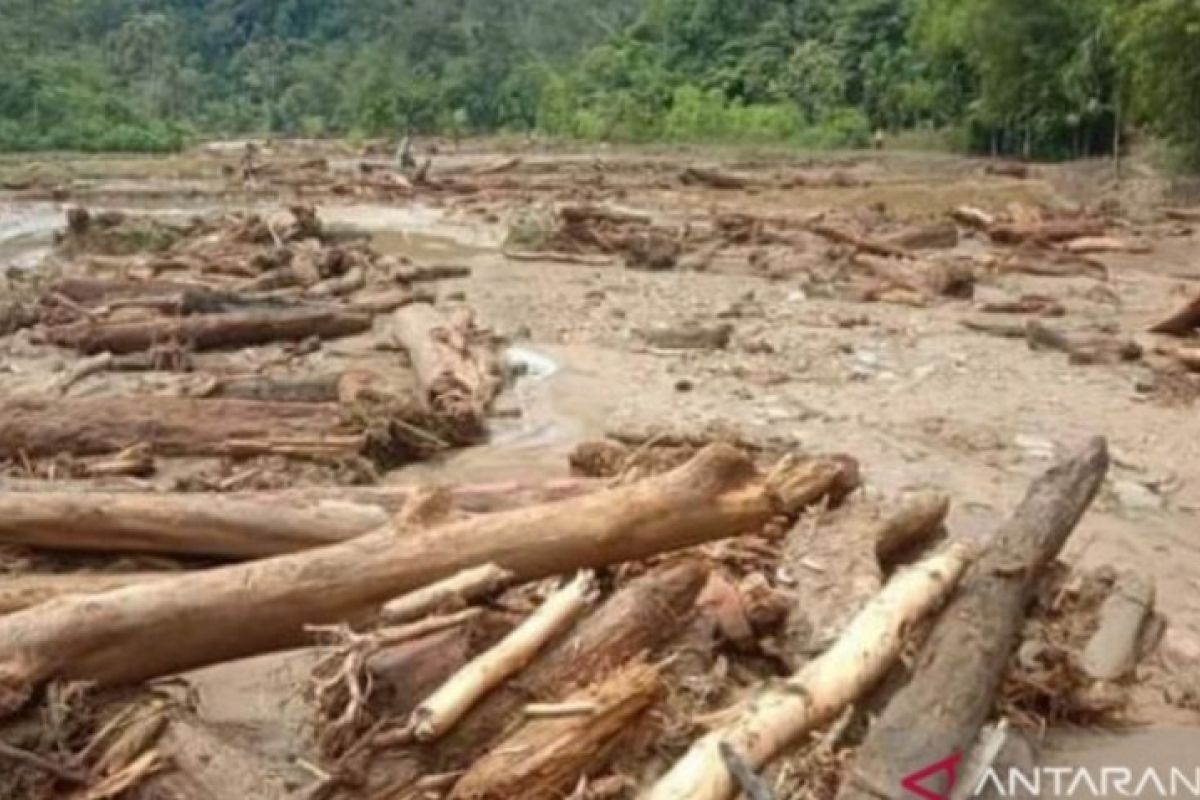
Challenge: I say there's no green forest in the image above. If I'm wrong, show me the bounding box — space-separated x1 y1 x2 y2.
2 0 1199 164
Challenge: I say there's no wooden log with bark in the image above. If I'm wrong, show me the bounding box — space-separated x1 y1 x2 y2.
392 303 503 444
680 167 751 190
0 395 371 461
780 493 950 666
1148 294 1200 337
0 492 391 558
988 219 1106 246
643 540 978 800
1081 571 1155 682
836 437 1110 800
428 559 709 767
449 662 663 800
44 307 372 354
0 445 837 713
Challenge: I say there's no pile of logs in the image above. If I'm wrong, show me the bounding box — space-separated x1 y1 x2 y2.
0 428 1160 800
0 207 504 483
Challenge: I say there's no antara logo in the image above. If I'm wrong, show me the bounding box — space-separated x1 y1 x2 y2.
901 753 963 800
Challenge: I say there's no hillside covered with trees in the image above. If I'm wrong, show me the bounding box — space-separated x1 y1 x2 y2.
2 0 1198 164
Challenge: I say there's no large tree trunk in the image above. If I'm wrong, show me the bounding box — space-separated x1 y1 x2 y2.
0 572 175 615
0 492 390 558
0 477 602 515
44 307 372 354
391 303 502 444
0 445 839 714
0 395 368 460
836 438 1109 800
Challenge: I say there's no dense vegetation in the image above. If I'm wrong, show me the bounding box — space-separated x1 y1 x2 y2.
2 0 1199 164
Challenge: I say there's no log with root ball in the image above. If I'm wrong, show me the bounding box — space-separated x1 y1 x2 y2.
43 306 372 354
836 437 1109 800
642 539 978 800
0 445 845 715
392 302 503 444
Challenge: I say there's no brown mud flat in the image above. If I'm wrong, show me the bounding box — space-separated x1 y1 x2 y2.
0 141 1197 799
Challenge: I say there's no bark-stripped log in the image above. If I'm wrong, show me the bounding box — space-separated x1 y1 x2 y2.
0 445 837 714
411 571 598 741
781 493 949 665
44 307 372 354
837 437 1109 800
450 663 663 800
0 492 389 558
430 559 709 768
1081 571 1155 682
643 541 977 800
392 303 503 444
0 478 602 515
0 572 175 615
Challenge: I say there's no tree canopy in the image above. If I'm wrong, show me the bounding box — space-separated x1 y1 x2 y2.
1 0 1197 165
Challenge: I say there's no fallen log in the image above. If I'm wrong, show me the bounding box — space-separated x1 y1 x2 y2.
0 492 390 558
976 294 1065 317
411 571 598 741
643 540 978 800
1064 236 1150 255
951 206 996 231
0 477 602 515
429 559 709 767
1025 320 1142 365
44 307 372 354
449 662 663 800
392 303 502 443
0 444 832 710
680 167 750 190
503 250 616 267
0 396 366 460
836 437 1109 800
1081 571 1155 682
1163 207 1200 223
0 572 175 615
1148 294 1200 337
989 219 1106 246
782 493 949 667
812 224 911 259
379 565 514 625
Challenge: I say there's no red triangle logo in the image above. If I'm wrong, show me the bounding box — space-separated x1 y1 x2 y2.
901 752 963 800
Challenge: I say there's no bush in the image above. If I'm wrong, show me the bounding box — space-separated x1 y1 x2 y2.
795 107 873 149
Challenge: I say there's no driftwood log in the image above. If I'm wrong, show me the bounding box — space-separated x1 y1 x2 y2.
1148 294 1200 337
781 493 949 666
0 572 175 615
428 559 710 769
44 307 371 354
450 662 663 800
644 541 977 800
0 492 391 558
0 445 839 714
392 303 502 444
0 396 368 460
1081 571 1155 682
837 437 1109 800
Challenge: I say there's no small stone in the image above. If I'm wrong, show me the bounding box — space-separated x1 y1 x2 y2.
674 378 695 392
1111 479 1164 513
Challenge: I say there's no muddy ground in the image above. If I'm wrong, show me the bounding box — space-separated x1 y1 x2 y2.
1 139 1199 795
